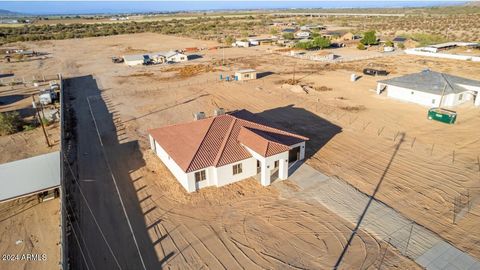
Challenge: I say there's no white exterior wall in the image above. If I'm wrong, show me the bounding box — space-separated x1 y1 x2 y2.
125 60 144 66
235 72 257 81
386 85 442 107
150 136 195 192
168 53 188 62
386 85 473 107
215 157 257 187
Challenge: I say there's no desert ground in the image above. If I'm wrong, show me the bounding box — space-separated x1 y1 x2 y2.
0 195 60 270
1 32 479 268
0 64 61 270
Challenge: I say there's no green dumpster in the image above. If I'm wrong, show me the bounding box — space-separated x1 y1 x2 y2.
427 108 457 124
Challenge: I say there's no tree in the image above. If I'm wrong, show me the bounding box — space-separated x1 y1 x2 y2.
357 43 366 50
385 40 394 47
295 37 331 50
270 28 278 35
0 111 21 135
283 32 294 40
312 37 331 49
360 30 378 46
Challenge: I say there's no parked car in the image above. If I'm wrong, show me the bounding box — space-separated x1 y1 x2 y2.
363 68 388 76
111 57 124 63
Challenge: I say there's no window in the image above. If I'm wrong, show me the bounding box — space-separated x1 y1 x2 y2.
274 160 279 168
432 99 436 104
244 74 250 78
233 163 243 175
459 94 463 101
194 170 206 182
411 91 414 95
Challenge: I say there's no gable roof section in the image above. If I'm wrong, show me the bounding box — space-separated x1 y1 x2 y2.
148 109 308 173
238 127 290 157
378 70 480 95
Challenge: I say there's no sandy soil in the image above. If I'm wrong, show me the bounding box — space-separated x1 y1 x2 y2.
2 32 479 267
0 56 61 270
0 195 60 270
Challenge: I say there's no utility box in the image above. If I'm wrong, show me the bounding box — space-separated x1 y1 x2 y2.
427 108 457 124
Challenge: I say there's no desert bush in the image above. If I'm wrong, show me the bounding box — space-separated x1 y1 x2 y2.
360 30 378 45
0 111 22 135
357 43 366 50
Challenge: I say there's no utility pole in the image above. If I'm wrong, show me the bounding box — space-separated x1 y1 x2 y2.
222 47 225 66
292 62 296 82
32 95 51 147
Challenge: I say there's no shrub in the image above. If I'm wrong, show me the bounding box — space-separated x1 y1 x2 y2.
360 30 378 45
385 40 394 47
283 32 295 40
0 111 22 135
357 43 366 50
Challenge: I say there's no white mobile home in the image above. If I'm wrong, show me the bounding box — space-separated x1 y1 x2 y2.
123 54 149 66
376 70 480 107
148 109 308 192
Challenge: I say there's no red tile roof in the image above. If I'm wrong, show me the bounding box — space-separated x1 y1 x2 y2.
148 109 308 173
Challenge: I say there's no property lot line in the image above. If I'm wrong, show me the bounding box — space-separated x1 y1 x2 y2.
86 95 147 270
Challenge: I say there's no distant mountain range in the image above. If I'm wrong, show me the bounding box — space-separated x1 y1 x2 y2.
0 9 22 17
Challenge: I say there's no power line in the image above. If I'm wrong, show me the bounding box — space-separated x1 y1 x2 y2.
62 203 91 270
65 198 97 270
62 151 123 269
86 96 147 270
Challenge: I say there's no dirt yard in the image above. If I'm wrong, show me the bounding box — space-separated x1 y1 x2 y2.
2 32 480 267
0 195 60 270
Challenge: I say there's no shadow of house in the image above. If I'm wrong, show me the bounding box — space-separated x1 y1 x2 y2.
62 75 169 269
0 94 27 106
0 73 14 79
187 54 203 60
257 71 275 79
256 104 342 159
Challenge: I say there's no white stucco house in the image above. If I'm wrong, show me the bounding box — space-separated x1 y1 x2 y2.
148 109 308 192
164 51 188 62
123 51 187 66
376 70 480 107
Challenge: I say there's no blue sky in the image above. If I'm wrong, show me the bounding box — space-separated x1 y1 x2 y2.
0 1 466 15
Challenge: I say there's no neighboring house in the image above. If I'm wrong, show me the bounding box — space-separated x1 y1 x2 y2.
337 32 360 41
123 54 150 66
148 109 309 192
282 28 296 33
164 51 188 62
421 42 479 53
124 51 187 66
234 40 250 48
235 69 257 81
300 24 326 31
376 70 480 107
248 37 276 46
393 36 407 45
295 31 311 38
